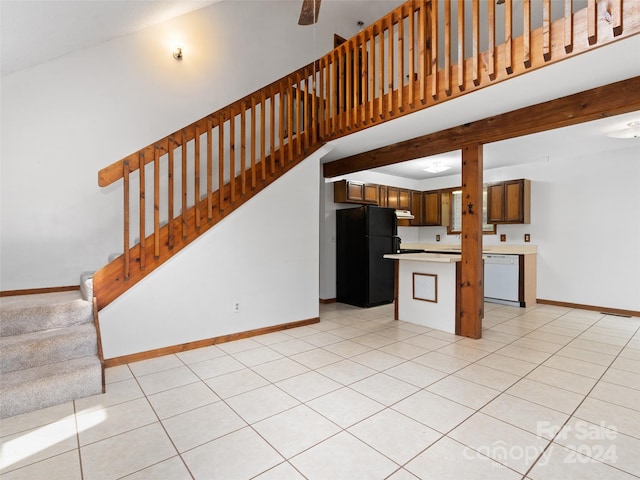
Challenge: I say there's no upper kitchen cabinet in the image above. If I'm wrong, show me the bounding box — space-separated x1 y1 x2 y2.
487 179 531 224
423 190 442 226
386 186 411 210
379 185 388 207
334 180 379 205
410 191 423 226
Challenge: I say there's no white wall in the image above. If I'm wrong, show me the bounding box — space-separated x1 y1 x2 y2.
100 154 321 359
320 144 640 311
0 0 401 290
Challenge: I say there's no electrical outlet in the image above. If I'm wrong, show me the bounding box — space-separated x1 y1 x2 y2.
233 301 240 313
524 233 531 243
436 234 441 242
500 234 506 242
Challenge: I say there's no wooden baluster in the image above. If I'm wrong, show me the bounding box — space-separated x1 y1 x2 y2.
153 145 160 259
388 14 395 115
311 57 324 141
338 47 345 131
181 133 188 237
218 113 225 212
304 74 310 150
260 91 266 181
360 32 367 125
472 0 480 86
378 21 384 118
430 0 439 100
408 3 415 108
319 57 326 138
444 0 452 95
369 26 376 121
123 160 130 281
398 8 405 112
138 150 146 271
194 125 201 230
287 82 294 162
251 96 257 187
353 37 360 127
346 42 353 129
487 0 496 80
505 0 513 74
611 0 622 36
331 52 338 133
293 74 307 156
564 0 573 53
269 88 276 175
207 119 213 220
523 0 531 68
325 56 331 135
279 82 286 166
457 0 465 91
543 0 551 61
167 139 175 250
240 101 246 196
587 0 597 44
229 107 236 204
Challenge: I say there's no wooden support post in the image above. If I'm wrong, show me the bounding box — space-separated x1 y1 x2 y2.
459 143 483 339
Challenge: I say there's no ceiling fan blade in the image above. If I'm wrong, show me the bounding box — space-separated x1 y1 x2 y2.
298 0 321 25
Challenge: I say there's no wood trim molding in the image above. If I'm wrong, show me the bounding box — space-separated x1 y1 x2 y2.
536 299 639 318
102 317 320 367
323 76 640 178
0 285 80 297
319 298 337 304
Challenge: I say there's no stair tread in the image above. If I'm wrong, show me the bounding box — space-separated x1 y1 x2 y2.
0 291 92 337
0 356 102 418
0 355 101 388
0 290 84 309
0 322 96 346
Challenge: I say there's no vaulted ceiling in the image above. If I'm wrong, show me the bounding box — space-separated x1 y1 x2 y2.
2 0 638 180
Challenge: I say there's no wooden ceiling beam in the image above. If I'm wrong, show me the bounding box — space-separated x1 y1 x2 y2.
323 76 640 178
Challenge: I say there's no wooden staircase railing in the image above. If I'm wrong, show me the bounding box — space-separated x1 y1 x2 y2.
94 0 639 309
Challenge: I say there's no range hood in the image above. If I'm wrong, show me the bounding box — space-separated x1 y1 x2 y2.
395 209 414 220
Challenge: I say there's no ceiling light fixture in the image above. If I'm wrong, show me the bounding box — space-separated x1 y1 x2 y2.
172 47 183 60
607 121 640 139
423 161 451 173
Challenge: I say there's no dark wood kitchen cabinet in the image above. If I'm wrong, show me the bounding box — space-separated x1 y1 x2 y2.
410 191 423 226
386 187 410 210
378 185 388 207
423 190 442 226
487 179 531 224
333 180 378 205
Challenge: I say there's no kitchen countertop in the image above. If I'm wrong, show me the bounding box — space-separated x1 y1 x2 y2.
384 252 462 263
401 243 537 255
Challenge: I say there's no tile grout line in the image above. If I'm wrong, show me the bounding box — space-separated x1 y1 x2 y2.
125 360 197 480
520 315 640 479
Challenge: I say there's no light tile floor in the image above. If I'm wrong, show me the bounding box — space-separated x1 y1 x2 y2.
1 302 639 480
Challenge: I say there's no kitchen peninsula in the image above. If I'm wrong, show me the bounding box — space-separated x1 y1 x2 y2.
383 252 462 334
385 244 537 333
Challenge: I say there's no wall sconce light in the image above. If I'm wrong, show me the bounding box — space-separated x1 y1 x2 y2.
172 47 183 60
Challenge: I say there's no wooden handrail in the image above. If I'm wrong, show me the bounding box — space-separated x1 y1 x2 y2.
94 0 639 309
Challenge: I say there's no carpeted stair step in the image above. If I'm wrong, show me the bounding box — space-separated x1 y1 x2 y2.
0 323 98 374
0 356 102 418
0 291 92 337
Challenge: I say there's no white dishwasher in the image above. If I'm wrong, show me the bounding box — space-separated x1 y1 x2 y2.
484 254 521 306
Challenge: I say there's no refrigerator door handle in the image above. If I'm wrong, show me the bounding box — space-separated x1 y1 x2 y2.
393 236 401 253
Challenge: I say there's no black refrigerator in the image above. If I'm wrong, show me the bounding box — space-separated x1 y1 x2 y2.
336 205 398 308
